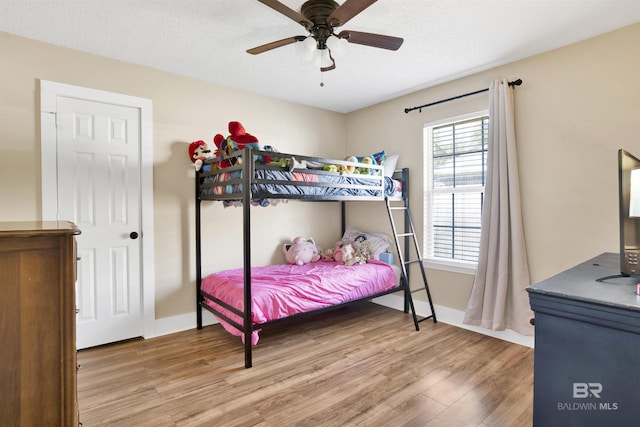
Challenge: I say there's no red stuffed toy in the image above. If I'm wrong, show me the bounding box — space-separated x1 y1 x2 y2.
217 121 258 148
213 121 271 166
188 140 214 171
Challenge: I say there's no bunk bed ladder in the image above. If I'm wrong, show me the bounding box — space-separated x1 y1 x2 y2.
385 197 437 326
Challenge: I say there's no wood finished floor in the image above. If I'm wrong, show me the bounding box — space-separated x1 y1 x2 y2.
77 302 533 427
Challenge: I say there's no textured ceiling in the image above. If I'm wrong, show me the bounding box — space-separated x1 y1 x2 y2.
1 0 639 113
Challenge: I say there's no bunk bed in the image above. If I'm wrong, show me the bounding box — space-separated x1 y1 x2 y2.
195 148 422 368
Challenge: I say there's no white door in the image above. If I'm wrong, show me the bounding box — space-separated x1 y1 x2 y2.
57 97 143 349
40 80 155 349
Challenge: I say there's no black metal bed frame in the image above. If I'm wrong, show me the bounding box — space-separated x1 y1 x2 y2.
194 148 419 368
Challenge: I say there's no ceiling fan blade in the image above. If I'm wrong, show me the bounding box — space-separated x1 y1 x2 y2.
257 0 313 29
328 0 377 27
247 36 306 55
338 30 403 51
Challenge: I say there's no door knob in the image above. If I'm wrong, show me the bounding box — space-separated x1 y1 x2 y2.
130 231 139 239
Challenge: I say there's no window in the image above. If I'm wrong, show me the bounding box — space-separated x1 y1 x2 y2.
424 112 488 272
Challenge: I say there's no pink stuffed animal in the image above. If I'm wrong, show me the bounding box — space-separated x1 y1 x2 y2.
282 237 320 266
321 240 341 262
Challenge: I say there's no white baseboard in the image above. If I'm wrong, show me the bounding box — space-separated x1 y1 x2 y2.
372 294 534 348
150 310 219 339
150 296 534 349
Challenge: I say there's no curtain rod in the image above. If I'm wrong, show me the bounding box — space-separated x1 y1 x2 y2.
404 78 523 114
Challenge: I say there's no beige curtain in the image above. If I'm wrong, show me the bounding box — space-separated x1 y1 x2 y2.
463 79 533 335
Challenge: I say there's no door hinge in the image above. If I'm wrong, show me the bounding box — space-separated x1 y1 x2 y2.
43 111 58 127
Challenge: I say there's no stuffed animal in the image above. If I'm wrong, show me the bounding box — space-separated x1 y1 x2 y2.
213 121 272 167
339 156 358 174
282 237 320 266
263 145 291 169
212 136 240 169
331 239 371 266
357 156 374 174
320 240 342 262
320 247 335 262
188 140 214 171
334 242 355 264
338 152 385 175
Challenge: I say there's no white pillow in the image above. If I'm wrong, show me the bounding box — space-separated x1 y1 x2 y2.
383 154 399 177
342 226 392 259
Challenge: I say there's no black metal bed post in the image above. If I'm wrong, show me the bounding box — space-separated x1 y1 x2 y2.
243 148 253 368
195 167 203 329
340 201 346 236
403 168 411 314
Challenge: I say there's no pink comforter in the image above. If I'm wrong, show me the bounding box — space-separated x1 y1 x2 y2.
201 260 397 344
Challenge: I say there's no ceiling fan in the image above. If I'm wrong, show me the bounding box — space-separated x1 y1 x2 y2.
247 0 404 72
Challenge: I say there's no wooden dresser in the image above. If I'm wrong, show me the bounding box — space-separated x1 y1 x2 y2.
0 221 80 426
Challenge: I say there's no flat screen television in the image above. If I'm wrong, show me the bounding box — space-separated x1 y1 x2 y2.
617 149 640 276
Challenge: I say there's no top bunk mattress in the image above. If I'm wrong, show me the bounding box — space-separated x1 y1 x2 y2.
196 148 404 202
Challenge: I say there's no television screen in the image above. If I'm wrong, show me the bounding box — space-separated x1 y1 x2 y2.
618 149 640 276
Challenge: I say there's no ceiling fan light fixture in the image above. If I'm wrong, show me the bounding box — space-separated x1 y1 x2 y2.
296 35 317 61
325 34 346 58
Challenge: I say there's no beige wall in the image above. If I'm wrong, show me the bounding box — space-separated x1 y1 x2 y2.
1 23 638 322
0 32 346 319
346 23 640 310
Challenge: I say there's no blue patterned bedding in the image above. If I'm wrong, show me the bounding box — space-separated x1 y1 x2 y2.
199 168 401 201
